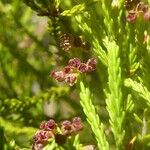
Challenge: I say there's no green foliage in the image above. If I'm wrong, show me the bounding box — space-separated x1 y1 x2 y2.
1 0 150 150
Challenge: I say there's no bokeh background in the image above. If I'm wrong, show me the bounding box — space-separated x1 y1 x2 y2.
0 0 107 149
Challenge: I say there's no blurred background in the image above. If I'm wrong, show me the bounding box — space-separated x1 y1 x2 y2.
0 0 108 149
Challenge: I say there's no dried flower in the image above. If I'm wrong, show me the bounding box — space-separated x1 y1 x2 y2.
33 130 54 143
59 33 74 51
50 70 65 82
45 119 57 131
64 73 77 86
32 117 83 149
63 66 74 74
50 58 97 85
59 33 90 51
61 120 73 135
78 63 88 73
40 121 47 130
72 117 83 132
68 58 81 68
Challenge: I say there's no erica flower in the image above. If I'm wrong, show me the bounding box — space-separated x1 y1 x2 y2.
68 58 81 68
59 33 74 51
63 66 74 74
32 130 54 150
127 10 137 23
50 58 97 86
59 33 90 51
64 73 77 86
50 70 65 82
78 63 89 73
126 1 150 23
31 117 83 149
61 117 83 135
40 119 57 131
61 120 73 135
72 117 83 132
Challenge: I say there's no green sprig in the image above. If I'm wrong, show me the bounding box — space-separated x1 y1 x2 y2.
105 40 125 150
80 81 109 150
125 78 150 106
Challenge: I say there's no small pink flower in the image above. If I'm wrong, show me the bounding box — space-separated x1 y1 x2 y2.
65 73 77 86
68 58 81 68
72 117 83 132
78 63 88 73
45 119 57 131
61 120 73 135
127 10 137 23
33 130 54 144
50 70 65 82
63 66 74 74
59 33 74 51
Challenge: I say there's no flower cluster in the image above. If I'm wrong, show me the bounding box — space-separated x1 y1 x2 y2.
59 33 90 51
126 2 150 22
32 117 83 150
50 58 97 86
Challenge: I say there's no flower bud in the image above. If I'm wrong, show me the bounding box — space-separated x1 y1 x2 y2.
72 117 83 132
59 33 74 51
61 120 73 135
63 66 74 74
45 119 57 131
33 130 54 145
50 70 65 82
65 74 77 86
78 63 88 73
68 58 81 68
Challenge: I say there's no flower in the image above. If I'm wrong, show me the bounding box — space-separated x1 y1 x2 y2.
72 117 83 132
50 70 65 82
68 58 81 68
63 66 74 74
144 11 150 21
32 117 83 149
64 73 77 86
78 63 88 73
59 33 74 51
61 120 73 135
32 130 54 150
86 58 97 72
127 10 137 23
50 58 97 85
